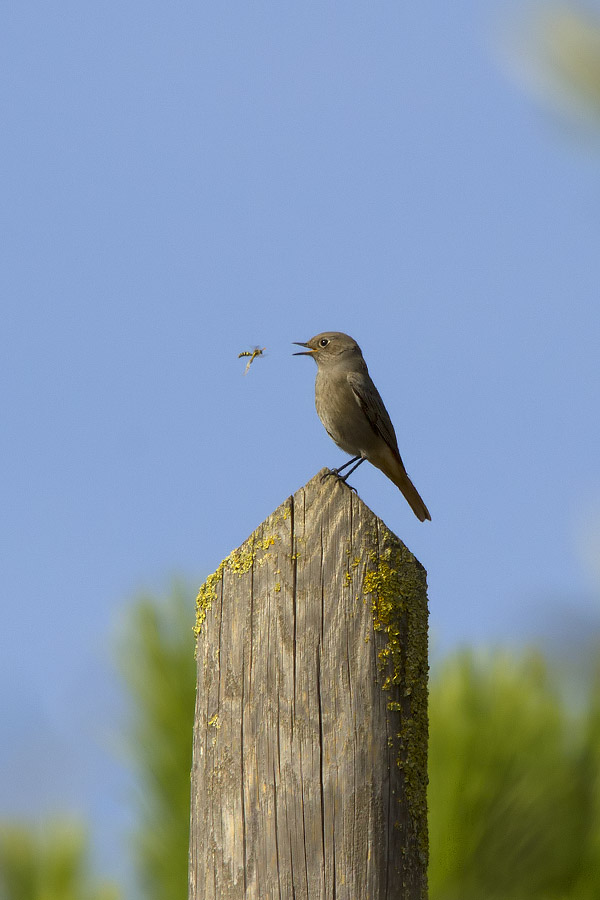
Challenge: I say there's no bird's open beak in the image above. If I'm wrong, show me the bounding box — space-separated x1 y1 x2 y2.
292 341 316 356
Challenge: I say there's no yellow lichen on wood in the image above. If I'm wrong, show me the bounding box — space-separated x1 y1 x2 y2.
362 524 429 878
194 561 226 639
194 527 284 640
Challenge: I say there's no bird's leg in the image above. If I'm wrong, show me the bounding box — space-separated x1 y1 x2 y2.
335 455 363 476
320 456 366 490
338 456 365 482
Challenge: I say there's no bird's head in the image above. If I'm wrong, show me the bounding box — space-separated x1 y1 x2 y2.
293 332 362 367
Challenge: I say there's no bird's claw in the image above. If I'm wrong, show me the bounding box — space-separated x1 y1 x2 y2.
320 468 358 493
320 469 335 483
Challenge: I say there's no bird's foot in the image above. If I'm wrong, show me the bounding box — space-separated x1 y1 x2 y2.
320 468 358 493
320 467 344 483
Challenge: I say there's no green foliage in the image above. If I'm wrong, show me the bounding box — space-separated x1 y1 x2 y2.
0 821 120 900
429 650 600 900
116 583 196 900
571 664 600 900
115 586 600 900
9 587 596 900
535 5 600 120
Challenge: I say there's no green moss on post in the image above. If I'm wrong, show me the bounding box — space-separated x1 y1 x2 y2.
194 527 286 640
190 471 428 900
364 524 429 878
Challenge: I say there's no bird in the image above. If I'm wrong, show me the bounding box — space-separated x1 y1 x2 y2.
293 331 431 521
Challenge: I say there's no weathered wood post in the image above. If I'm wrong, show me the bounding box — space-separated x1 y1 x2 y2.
189 470 428 900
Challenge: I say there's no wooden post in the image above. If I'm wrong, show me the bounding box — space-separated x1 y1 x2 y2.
189 470 428 900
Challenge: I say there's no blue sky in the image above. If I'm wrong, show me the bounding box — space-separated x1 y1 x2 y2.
2 0 600 886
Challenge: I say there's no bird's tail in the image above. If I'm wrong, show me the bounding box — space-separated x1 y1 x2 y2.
382 452 431 522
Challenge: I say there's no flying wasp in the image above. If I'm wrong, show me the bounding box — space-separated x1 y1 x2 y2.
238 346 266 375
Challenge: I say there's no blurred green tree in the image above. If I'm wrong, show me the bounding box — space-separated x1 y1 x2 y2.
428 649 600 900
570 662 600 900
535 4 600 120
117 583 196 900
113 582 600 900
505 3 600 128
0 821 120 900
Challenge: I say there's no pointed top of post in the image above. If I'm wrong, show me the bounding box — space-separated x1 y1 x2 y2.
191 468 429 897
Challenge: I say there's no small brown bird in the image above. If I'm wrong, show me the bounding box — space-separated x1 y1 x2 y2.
294 331 431 521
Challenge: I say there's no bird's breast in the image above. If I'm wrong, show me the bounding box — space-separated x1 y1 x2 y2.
314 368 372 456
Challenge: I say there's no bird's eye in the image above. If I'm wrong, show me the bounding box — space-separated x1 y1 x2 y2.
319 338 329 347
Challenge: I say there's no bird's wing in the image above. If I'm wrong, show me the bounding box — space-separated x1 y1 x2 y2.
346 371 400 454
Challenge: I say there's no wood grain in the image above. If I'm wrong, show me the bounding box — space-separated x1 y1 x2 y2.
189 470 429 899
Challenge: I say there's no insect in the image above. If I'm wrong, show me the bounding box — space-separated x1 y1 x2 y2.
238 346 266 375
